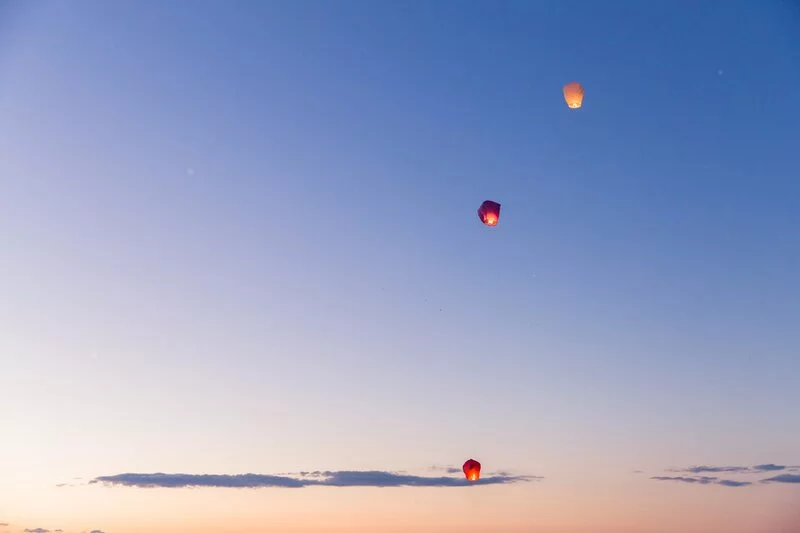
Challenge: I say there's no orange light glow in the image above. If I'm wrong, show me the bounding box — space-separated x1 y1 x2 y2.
477 200 501 227
563 81 584 109
463 459 481 482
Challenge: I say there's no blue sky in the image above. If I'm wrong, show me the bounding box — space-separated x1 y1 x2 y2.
1 1 799 532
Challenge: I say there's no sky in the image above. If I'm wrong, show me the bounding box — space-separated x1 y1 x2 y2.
1 0 799 532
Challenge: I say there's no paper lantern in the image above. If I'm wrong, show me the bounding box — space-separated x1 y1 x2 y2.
477 200 501 227
563 81 584 109
463 459 481 482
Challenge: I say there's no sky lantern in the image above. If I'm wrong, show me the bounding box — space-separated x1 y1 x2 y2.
563 81 584 109
463 459 481 482
477 200 501 227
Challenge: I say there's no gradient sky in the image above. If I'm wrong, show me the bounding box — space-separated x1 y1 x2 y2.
1 1 799 532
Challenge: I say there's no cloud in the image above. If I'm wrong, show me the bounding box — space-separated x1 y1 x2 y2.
428 465 461 474
24 529 50 533
89 530 106 533
651 476 719 485
306 470 536 487
90 470 538 489
670 464 796 475
428 464 511 477
716 479 753 487
650 476 750 487
91 472 307 489
761 474 800 484
654 463 800 489
753 464 787 472
682 466 750 474
0 523 8 527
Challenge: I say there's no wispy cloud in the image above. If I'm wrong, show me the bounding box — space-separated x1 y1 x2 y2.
753 464 790 472
428 465 462 474
306 470 529 487
652 476 719 485
24 529 50 533
90 470 538 489
761 474 800 484
680 466 751 474
428 464 512 477
716 479 753 487
91 473 307 489
670 464 796 475
651 463 800 488
650 476 751 487
88 530 106 533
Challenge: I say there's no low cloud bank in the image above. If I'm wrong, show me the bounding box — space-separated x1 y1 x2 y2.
90 470 540 489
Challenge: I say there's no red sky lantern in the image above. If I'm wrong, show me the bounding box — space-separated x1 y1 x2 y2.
477 200 501 227
463 458 481 482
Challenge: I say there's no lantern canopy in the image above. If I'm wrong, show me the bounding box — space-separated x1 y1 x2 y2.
463 458 481 482
477 200 501 227
563 81 584 109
